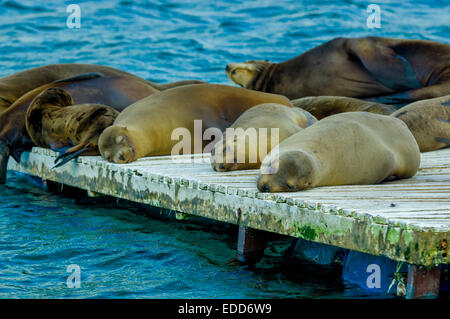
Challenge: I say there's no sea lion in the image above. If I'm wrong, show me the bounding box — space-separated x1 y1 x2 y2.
291 96 396 120
26 87 120 167
226 37 450 106
0 74 159 184
257 112 420 192
392 95 450 152
211 103 317 171
0 63 204 110
98 84 292 163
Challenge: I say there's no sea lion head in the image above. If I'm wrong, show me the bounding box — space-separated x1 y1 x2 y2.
30 87 74 108
257 150 317 192
211 132 259 172
225 60 270 88
98 125 137 163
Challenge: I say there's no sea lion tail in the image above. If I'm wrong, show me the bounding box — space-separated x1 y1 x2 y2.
0 143 10 184
53 147 90 169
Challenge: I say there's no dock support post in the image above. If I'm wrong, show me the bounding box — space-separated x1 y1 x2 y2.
406 265 440 299
236 226 268 264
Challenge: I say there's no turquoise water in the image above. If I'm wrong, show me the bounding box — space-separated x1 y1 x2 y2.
0 0 449 298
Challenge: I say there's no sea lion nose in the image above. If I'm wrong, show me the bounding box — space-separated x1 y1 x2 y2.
260 183 270 193
225 64 231 72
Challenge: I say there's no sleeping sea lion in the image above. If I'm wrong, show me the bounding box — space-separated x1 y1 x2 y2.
291 96 396 120
392 95 450 152
257 112 420 192
0 73 159 184
211 103 317 171
98 84 292 163
226 37 450 106
26 88 120 167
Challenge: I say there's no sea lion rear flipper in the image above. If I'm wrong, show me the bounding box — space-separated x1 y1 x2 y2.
0 144 10 184
52 72 105 84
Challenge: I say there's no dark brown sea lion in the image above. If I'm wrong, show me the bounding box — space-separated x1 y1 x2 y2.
0 73 159 184
392 95 450 152
98 84 292 163
211 103 317 171
0 63 204 110
257 112 420 192
226 37 450 106
26 88 120 168
291 96 396 120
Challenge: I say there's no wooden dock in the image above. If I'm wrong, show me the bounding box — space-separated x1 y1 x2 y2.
7 147 450 298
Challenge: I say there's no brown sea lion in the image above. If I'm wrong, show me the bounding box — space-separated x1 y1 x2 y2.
392 95 450 152
0 63 204 110
98 84 292 163
291 96 396 120
257 112 420 192
0 73 159 184
211 103 317 171
26 87 120 168
226 37 450 106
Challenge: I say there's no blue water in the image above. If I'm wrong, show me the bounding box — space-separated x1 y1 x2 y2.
0 0 449 298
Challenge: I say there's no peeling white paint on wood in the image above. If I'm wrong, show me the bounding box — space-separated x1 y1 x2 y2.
7 147 450 266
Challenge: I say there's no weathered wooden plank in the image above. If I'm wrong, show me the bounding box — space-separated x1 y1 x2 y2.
7 147 450 267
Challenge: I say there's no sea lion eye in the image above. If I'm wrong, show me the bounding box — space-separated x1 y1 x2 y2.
115 135 125 144
286 183 296 191
231 70 237 75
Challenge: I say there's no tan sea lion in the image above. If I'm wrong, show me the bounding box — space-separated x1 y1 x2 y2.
211 103 317 171
226 37 450 106
0 73 159 184
98 84 292 163
257 112 420 192
392 95 450 152
0 63 204 110
26 88 120 167
291 96 396 120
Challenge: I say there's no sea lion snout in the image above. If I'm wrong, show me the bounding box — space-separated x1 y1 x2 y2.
225 61 269 88
257 150 316 192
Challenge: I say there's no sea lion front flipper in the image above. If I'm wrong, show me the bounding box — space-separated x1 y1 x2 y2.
0 143 10 184
348 40 422 92
52 72 105 84
53 146 91 168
